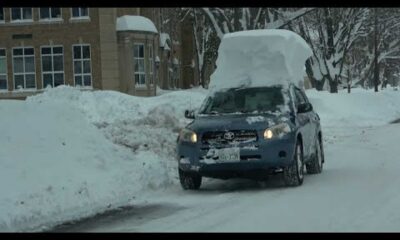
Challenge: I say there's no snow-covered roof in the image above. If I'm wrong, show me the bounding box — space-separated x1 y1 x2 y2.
173 58 179 65
209 29 312 91
155 56 160 62
116 15 158 33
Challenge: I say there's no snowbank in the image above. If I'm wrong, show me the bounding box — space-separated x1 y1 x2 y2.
116 15 158 33
307 88 400 127
209 29 312 91
0 101 139 231
0 86 207 231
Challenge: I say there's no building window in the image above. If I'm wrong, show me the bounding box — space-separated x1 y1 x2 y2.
148 44 154 86
40 8 62 21
73 44 92 87
0 8 4 22
71 8 89 18
294 88 307 106
12 47 35 90
41 46 64 88
0 49 7 90
11 8 33 22
148 44 154 85
134 44 146 87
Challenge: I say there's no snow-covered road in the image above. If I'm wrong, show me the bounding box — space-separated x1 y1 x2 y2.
53 123 400 232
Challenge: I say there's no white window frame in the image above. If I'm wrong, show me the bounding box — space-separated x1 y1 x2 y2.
10 8 33 23
12 46 36 90
39 8 63 22
40 45 65 88
0 8 5 23
72 44 92 88
70 8 90 20
148 44 154 86
134 43 146 88
0 48 7 91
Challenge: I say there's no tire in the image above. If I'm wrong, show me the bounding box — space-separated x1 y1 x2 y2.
179 169 202 190
283 141 304 187
306 136 323 174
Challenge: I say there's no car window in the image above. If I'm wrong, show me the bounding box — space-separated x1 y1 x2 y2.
200 86 285 114
294 88 307 106
299 89 310 103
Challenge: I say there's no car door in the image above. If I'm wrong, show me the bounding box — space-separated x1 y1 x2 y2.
299 89 319 152
293 87 313 159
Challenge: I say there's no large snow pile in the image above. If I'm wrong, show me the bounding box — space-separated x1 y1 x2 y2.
0 86 206 232
209 29 312 91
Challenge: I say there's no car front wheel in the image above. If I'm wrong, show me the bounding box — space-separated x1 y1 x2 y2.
283 141 304 187
306 136 323 174
179 169 202 190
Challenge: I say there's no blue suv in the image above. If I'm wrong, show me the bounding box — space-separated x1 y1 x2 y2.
177 84 324 190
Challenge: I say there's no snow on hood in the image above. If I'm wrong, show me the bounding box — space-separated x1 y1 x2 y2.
209 29 313 92
189 112 289 133
116 15 158 33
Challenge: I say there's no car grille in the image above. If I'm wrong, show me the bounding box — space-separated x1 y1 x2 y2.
201 130 258 145
199 155 261 161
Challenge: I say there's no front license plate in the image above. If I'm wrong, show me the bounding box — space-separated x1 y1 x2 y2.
217 147 240 162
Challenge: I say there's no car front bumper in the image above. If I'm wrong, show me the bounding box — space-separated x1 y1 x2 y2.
177 133 297 179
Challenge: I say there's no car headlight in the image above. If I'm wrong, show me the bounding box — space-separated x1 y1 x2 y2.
179 128 198 143
263 123 291 139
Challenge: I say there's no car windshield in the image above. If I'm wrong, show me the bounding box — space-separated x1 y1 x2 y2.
200 86 286 114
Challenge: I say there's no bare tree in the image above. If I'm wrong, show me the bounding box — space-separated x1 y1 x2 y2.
298 8 368 93
180 8 315 87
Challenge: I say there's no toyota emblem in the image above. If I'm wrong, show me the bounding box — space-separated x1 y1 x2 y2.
224 132 235 140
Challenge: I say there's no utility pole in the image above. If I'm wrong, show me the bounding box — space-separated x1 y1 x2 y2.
373 8 379 92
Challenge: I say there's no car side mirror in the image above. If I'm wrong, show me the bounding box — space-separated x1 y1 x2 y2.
184 109 195 119
297 103 313 113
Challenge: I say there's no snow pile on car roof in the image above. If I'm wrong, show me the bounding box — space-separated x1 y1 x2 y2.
209 29 312 91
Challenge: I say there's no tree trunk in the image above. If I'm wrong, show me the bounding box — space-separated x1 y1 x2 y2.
347 68 351 93
305 59 317 88
374 8 379 92
234 8 241 31
200 62 207 88
328 75 338 93
324 8 335 58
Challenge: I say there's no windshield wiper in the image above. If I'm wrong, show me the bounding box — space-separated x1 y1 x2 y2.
208 111 219 115
240 109 251 113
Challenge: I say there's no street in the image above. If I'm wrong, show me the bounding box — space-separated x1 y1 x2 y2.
52 123 400 232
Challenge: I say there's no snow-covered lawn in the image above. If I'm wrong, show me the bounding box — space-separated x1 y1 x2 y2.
0 86 399 231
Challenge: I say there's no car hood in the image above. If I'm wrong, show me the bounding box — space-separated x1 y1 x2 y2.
187 112 292 132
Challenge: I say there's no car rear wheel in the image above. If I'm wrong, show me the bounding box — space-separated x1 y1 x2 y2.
306 136 323 174
283 141 304 187
179 169 202 190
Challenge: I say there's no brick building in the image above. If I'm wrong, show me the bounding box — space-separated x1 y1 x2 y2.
0 7 197 99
